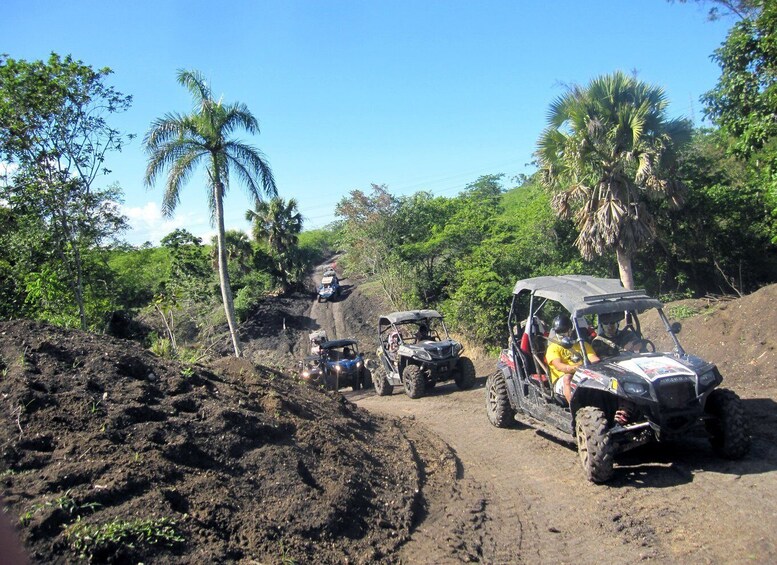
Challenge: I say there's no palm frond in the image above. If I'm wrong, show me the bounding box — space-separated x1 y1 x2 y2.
177 69 212 111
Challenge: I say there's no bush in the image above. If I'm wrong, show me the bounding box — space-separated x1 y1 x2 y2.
234 271 275 321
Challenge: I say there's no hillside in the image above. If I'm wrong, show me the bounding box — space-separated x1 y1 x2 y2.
1 279 776 563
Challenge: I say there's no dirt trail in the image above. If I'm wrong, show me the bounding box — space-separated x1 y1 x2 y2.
307 275 777 564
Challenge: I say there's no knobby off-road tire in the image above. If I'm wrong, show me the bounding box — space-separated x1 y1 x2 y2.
361 368 373 390
485 371 515 428
575 406 615 483
455 356 476 390
372 369 393 396
403 365 425 399
705 388 751 459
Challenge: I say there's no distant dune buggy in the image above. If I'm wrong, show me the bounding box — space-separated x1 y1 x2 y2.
317 268 341 302
372 309 476 399
486 275 750 483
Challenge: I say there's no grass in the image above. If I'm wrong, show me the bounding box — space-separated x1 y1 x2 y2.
64 516 184 561
19 490 101 526
667 305 699 320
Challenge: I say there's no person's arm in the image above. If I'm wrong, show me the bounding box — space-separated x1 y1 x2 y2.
583 342 601 364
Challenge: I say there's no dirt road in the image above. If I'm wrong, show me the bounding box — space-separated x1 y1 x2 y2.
351 380 777 564
305 269 777 564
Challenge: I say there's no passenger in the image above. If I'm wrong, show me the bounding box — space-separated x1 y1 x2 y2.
546 314 600 404
343 346 354 359
388 331 401 354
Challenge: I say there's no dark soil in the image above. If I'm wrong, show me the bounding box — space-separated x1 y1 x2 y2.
0 319 450 564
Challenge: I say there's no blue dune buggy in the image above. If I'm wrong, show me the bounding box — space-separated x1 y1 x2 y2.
317 269 341 302
319 339 371 391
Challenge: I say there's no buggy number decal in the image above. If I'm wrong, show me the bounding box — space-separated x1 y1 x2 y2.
617 357 695 382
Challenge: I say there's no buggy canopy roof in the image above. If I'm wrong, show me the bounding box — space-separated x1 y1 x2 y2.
379 309 443 325
320 339 357 349
512 275 663 317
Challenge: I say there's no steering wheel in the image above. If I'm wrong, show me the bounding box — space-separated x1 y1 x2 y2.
637 339 656 353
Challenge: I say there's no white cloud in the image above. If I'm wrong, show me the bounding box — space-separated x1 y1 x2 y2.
122 202 213 246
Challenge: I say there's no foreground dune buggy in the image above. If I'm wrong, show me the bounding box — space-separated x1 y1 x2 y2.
373 309 476 398
486 275 750 482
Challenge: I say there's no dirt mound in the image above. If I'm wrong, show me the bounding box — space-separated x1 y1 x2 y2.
0 320 448 564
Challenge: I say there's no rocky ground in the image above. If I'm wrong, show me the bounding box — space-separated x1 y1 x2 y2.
1 267 776 563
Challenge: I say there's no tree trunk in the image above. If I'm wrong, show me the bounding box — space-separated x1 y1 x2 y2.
214 181 242 357
616 247 635 290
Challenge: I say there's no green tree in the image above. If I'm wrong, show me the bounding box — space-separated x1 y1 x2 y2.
246 197 303 291
703 2 775 157
144 70 277 357
0 54 131 329
536 71 692 289
210 230 253 278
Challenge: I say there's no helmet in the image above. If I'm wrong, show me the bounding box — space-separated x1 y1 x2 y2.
552 314 573 334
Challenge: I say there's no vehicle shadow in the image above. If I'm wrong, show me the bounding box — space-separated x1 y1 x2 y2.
335 283 353 300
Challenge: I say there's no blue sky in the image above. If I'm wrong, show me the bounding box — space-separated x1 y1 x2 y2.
4 1 733 245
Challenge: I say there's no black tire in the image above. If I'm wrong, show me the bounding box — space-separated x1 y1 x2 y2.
454 356 476 390
351 374 362 391
372 368 393 396
486 371 514 428
361 368 373 389
403 365 425 399
575 406 615 483
705 388 751 459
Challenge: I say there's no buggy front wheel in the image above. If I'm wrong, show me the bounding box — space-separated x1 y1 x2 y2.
403 365 425 399
705 388 750 459
575 406 615 483
454 357 476 390
372 369 393 396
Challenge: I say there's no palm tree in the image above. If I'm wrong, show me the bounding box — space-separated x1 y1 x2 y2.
246 197 302 291
536 71 691 289
144 69 276 357
210 230 253 275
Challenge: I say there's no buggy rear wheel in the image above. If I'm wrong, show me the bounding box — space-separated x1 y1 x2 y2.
705 388 750 459
486 371 514 428
455 357 476 390
403 365 425 399
575 406 615 483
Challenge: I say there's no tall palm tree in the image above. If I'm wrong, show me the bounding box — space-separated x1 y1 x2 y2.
144 69 276 357
246 197 302 291
536 71 691 289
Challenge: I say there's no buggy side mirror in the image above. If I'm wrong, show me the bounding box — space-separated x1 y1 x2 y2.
670 322 682 334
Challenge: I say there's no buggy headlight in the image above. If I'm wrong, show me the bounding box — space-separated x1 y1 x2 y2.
452 342 463 354
699 370 716 386
415 350 432 361
356 361 362 368
335 365 341 372
302 371 310 378
621 380 649 397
